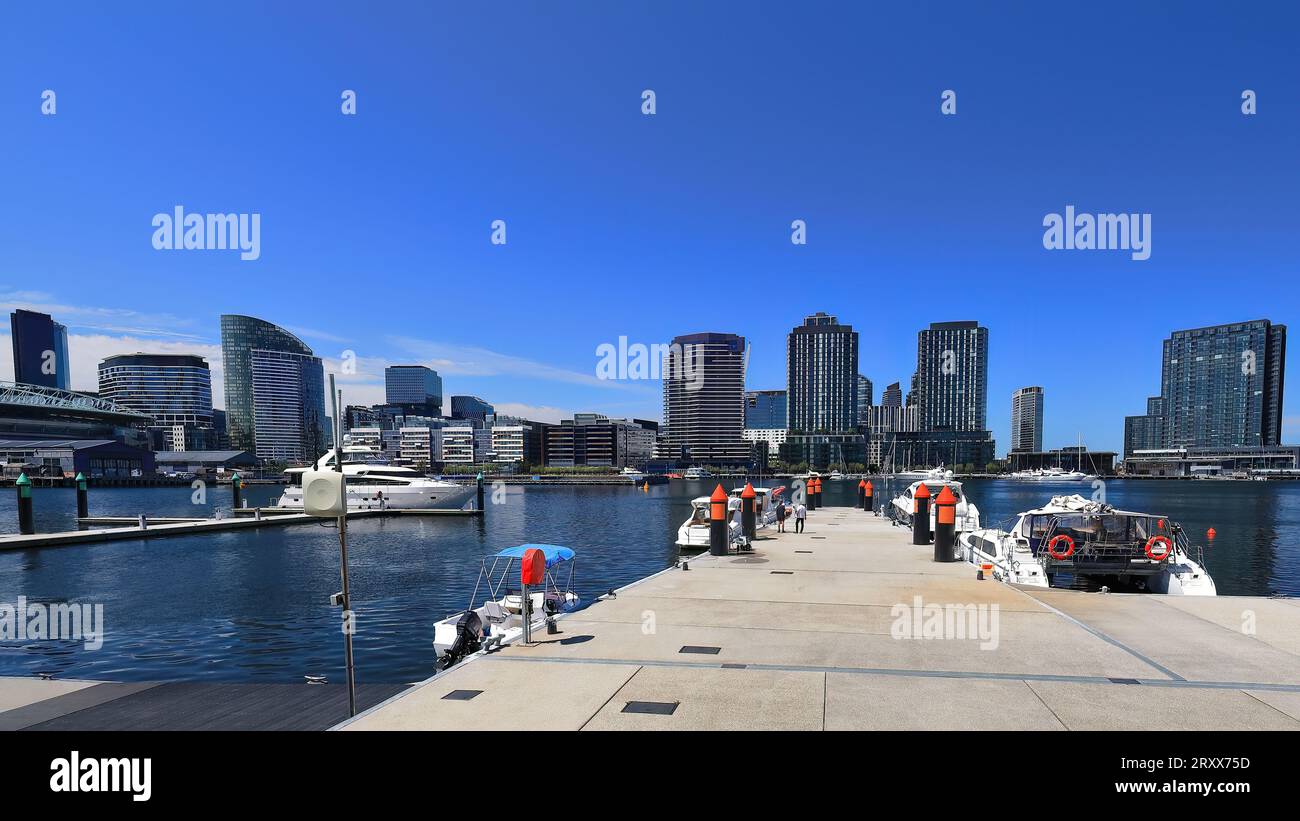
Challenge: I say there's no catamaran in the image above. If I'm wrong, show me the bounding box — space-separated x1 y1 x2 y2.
433 544 581 669
959 494 1216 595
277 445 475 510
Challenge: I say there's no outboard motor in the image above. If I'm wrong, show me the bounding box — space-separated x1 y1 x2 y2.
440 610 483 669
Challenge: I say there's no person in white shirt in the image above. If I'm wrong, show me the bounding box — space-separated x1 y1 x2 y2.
794 502 807 533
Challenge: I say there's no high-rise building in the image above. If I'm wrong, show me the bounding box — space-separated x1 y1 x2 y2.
744 390 787 429
97 353 215 451
10 309 70 390
1010 386 1044 453
450 395 494 423
1161 320 1286 449
787 312 859 433
856 375 873 420
881 382 902 408
220 315 326 461
655 332 749 464
385 365 442 415
915 321 989 432
1124 321 1287 458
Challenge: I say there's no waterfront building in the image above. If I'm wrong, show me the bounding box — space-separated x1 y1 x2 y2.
220 315 327 461
655 332 750 465
0 438 156 479
787 312 859 433
1007 446 1116 475
1124 445 1299 478
398 426 440 468
915 321 989 432
440 425 476 463
450 395 494 423
385 365 442 416
779 432 866 469
1010 386 1044 453
490 425 528 463
742 427 787 457
10 309 70 390
97 353 215 451
248 348 327 463
1123 396 1166 458
154 449 258 477
744 390 787 429
856 375 873 420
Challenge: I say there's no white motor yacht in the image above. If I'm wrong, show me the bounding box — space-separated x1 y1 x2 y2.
960 494 1216 595
889 469 982 534
277 445 475 510
1006 467 1094 482
683 466 713 480
676 495 748 550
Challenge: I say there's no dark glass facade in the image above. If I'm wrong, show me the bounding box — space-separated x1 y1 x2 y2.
656 332 750 465
450 395 494 422
98 353 215 451
10 309 70 390
744 390 787 429
916 321 988 432
385 365 443 415
220 315 325 460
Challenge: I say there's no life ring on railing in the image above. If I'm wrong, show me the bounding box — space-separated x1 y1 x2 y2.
1046 534 1075 559
1145 535 1173 561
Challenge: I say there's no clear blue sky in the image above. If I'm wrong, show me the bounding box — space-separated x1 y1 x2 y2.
2 1 1296 453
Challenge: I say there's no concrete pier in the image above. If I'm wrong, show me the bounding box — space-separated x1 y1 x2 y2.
338 507 1300 731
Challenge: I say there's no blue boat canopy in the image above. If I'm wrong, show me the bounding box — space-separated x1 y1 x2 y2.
493 544 576 567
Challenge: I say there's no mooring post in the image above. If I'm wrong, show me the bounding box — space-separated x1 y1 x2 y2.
75 472 88 519
709 483 728 556
476 471 485 512
740 482 757 541
933 485 957 562
865 479 874 512
16 473 34 535
231 472 243 510
912 483 932 545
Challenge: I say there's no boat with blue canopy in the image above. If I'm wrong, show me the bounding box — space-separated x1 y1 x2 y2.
432 543 580 669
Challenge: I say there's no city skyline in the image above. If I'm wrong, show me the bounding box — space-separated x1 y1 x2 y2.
5 4 1298 453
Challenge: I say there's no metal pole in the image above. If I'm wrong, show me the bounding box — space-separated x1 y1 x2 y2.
521 582 531 644
331 375 357 718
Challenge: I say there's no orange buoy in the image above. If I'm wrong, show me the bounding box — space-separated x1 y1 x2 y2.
1207 527 1217 540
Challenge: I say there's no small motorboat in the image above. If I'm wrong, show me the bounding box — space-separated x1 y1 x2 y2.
728 485 787 528
432 544 581 669
889 469 982 534
960 494 1216 595
676 495 749 550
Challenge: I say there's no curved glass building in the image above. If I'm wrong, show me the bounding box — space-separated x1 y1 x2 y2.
220 315 326 462
97 353 214 450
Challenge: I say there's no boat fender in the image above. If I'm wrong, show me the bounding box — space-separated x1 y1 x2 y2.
1144 535 1172 561
1046 534 1075 559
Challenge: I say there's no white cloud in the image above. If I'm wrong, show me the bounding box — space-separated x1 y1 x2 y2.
0 291 205 341
490 402 580 424
387 335 655 393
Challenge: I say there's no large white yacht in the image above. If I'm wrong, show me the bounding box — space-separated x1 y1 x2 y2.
960 494 1216 595
1006 467 1093 482
889 469 982 533
683 466 713 480
277 446 476 511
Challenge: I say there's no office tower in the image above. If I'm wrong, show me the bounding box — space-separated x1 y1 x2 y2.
220 314 327 460
385 365 443 416
881 382 902 408
656 332 749 464
744 390 787 429
786 312 859 433
10 309 70 390
915 321 989 432
97 353 215 450
856 375 873 421
1010 386 1044 453
450 395 494 423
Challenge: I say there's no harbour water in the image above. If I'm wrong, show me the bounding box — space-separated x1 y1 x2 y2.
1 478 1297 684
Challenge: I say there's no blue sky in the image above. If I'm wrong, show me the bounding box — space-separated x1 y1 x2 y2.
2 1 1296 453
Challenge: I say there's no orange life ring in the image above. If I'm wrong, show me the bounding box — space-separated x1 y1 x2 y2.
1046 534 1075 559
1145 535 1172 561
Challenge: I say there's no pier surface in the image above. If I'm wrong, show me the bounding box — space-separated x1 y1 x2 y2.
339 508 1300 731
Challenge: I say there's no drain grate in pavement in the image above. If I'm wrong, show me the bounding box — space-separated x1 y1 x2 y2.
795 550 813 553
1108 678 1142 685
442 689 483 701
770 570 794 575
679 645 721 655
623 701 679 715
721 663 748 669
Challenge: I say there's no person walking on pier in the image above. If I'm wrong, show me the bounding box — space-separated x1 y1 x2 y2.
794 501 807 533
776 500 787 532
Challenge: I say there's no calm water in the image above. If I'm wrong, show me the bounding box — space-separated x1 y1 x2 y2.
1 478 1297 683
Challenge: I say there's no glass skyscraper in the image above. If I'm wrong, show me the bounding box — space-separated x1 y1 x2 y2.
1146 320 1286 451
10 309 70 390
786 312 859 434
450 395 494 422
744 390 787 429
385 365 442 415
220 314 326 461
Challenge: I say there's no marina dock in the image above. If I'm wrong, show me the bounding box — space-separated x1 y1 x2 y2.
0 506 480 550
4 502 1300 731
338 506 1300 731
